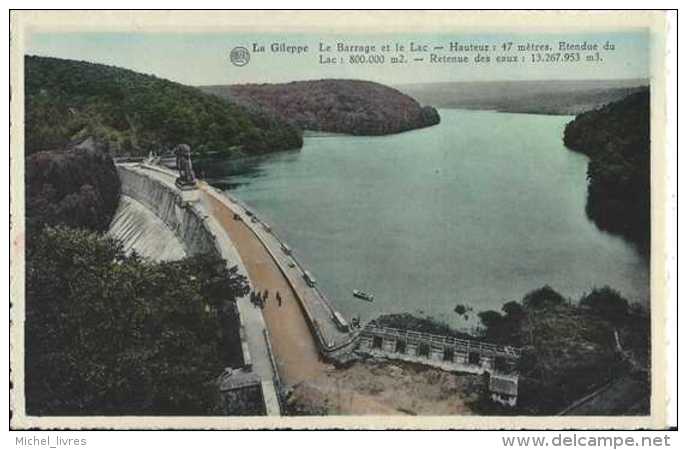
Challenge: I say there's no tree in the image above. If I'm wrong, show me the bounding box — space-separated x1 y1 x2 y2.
25 226 249 415
579 286 630 326
478 304 525 345
25 145 121 236
453 303 467 315
522 285 567 310
502 301 525 320
478 310 503 330
477 310 506 343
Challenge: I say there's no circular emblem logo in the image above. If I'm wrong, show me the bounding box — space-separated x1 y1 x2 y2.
230 46 250 67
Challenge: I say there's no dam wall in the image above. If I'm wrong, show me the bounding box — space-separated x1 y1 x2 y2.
114 163 281 416
117 165 219 257
108 195 187 261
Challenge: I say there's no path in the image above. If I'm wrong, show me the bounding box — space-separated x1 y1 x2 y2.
201 185 332 386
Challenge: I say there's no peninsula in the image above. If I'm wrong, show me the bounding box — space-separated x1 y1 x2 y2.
200 79 441 136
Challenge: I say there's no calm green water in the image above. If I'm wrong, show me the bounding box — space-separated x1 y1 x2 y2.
202 109 649 328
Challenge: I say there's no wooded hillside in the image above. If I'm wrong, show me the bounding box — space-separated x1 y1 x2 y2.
564 90 650 247
202 79 440 136
25 55 302 157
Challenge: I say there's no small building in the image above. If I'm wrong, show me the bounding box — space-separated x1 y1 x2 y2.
217 367 266 416
489 372 519 407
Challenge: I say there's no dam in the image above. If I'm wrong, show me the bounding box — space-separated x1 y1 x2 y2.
109 195 186 261
110 161 359 415
109 157 525 413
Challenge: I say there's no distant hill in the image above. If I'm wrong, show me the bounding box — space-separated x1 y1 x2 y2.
396 79 649 115
24 55 302 157
564 89 650 247
201 80 440 136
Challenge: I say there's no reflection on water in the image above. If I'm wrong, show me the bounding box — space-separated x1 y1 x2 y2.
197 151 302 181
203 110 649 328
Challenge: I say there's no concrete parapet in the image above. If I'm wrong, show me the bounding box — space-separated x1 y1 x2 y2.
201 184 358 359
357 324 521 377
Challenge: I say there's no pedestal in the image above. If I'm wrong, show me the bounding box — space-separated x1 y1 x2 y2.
176 178 198 190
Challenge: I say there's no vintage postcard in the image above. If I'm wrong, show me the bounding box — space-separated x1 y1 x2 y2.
9 10 672 430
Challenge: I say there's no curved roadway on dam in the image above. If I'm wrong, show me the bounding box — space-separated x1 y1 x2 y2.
199 181 361 383
201 187 331 385
114 162 358 392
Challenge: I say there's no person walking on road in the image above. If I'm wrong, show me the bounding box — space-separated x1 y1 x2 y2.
276 291 282 307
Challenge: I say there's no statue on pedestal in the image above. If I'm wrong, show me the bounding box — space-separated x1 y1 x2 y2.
174 144 197 190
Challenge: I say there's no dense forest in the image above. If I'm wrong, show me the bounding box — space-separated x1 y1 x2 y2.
201 79 440 136
24 141 251 413
24 64 255 412
475 286 649 415
25 55 302 157
25 176 250 415
563 90 650 247
26 226 249 415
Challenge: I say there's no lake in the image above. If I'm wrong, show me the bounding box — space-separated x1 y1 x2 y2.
201 109 649 328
